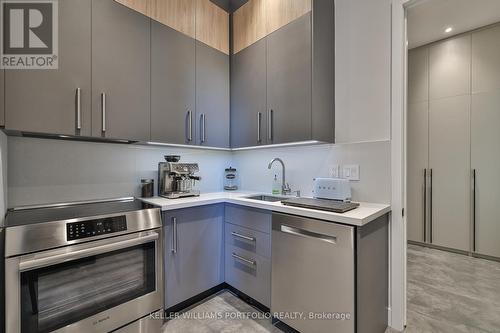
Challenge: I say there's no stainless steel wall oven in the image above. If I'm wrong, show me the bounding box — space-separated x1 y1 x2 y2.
4 198 163 333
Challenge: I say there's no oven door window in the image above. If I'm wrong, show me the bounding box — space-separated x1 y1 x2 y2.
20 242 156 333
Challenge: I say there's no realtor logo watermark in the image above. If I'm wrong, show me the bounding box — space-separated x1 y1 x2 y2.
1 0 58 69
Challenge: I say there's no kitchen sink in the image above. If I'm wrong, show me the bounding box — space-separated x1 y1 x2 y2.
244 195 287 202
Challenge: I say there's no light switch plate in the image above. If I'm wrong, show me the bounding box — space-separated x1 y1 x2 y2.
343 164 360 181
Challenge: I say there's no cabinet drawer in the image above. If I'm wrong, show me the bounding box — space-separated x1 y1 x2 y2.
225 223 271 258
225 204 271 234
225 244 271 307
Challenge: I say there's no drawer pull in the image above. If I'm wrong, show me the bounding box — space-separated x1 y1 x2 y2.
232 253 256 266
231 231 256 242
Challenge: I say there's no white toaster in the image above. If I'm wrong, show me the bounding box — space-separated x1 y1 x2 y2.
312 178 352 202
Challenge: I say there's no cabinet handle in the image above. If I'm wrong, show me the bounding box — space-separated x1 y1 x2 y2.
171 217 178 254
101 93 106 133
268 110 274 141
472 169 476 252
232 252 256 266
423 168 427 243
187 110 193 141
200 113 206 143
231 231 256 242
257 112 262 143
429 168 433 243
76 88 81 131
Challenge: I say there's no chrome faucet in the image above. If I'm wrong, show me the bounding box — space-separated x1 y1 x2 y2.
268 157 292 196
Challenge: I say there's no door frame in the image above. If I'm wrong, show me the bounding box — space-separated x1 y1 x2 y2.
390 0 415 330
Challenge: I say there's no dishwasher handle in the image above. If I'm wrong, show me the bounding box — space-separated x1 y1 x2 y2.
280 225 337 244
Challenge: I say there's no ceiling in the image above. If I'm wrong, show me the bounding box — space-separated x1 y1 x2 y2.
407 0 500 49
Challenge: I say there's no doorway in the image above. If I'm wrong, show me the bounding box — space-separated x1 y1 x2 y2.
404 0 500 331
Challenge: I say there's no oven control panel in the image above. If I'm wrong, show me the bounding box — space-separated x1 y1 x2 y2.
67 216 127 241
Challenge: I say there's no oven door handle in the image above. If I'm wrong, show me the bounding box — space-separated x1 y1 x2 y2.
19 232 159 272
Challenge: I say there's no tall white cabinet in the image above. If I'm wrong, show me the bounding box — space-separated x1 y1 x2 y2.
408 24 500 258
471 25 500 258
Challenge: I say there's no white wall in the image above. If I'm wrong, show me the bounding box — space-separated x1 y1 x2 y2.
231 141 391 203
335 0 392 143
7 137 231 207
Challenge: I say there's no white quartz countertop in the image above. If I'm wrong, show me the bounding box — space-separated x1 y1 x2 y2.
140 191 391 227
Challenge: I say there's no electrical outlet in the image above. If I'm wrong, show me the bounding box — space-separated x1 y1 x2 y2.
331 165 340 178
343 164 360 181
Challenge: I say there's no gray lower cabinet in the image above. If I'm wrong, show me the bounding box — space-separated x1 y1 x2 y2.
163 205 224 309
224 205 271 307
230 39 267 148
151 21 195 145
266 13 312 144
91 0 150 141
196 41 230 148
4 0 91 136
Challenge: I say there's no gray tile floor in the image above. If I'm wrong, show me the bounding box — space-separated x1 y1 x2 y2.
399 244 500 333
162 244 500 333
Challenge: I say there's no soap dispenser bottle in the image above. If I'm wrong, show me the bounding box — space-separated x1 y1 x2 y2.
272 174 281 195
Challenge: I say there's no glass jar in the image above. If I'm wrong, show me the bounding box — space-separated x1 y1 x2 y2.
224 167 238 191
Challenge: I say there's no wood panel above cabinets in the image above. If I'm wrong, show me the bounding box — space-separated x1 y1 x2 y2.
232 0 267 54
114 0 150 16
115 0 229 54
196 0 230 55
150 0 196 38
265 0 311 35
232 0 311 54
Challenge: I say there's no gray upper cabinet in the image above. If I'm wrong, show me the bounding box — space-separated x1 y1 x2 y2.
231 39 267 148
151 21 196 145
163 205 224 309
266 13 312 144
0 70 4 127
196 41 230 148
4 0 91 136
91 0 150 141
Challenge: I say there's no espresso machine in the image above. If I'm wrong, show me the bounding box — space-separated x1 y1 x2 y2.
158 155 201 199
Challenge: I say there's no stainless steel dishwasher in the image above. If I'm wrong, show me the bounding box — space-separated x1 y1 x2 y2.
272 212 355 333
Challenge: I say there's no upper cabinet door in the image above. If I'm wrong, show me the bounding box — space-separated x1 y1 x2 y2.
266 0 311 35
195 0 229 55
472 25 500 94
150 0 196 38
429 35 471 100
151 21 195 145
5 0 91 136
231 39 267 148
266 13 311 144
408 47 429 104
0 70 4 127
196 41 230 148
233 0 267 54
92 0 151 141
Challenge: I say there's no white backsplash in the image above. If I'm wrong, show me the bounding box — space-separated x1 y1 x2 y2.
7 137 390 207
230 140 391 204
7 137 231 207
